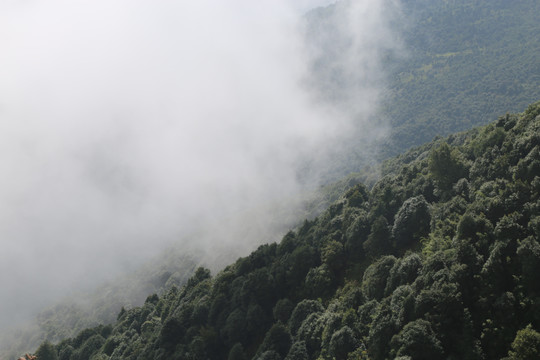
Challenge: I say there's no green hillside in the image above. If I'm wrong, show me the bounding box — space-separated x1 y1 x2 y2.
307 0 540 162
0 250 198 360
383 0 540 156
31 102 540 359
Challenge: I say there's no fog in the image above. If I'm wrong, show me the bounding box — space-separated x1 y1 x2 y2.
0 0 402 330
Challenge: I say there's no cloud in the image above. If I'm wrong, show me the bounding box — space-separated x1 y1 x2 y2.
302 0 404 176
0 0 401 328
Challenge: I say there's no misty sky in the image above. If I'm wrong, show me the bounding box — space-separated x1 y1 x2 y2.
0 0 401 329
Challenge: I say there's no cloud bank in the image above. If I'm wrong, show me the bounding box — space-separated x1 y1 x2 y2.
0 0 401 328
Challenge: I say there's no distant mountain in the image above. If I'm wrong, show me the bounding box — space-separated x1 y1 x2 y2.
33 101 540 359
306 0 540 164
383 0 540 156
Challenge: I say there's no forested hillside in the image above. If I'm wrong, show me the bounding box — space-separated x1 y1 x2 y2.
1 251 198 360
32 102 540 359
382 0 540 156
8 1 540 358
307 0 540 161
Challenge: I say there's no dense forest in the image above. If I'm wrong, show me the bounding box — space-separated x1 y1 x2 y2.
307 0 540 163
383 0 540 156
30 102 540 359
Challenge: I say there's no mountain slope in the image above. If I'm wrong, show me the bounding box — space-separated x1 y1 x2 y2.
13 0 540 356
32 101 540 359
0 250 198 360
306 0 540 165
383 0 540 156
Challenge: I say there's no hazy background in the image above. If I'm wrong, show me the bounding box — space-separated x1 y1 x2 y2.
0 0 402 329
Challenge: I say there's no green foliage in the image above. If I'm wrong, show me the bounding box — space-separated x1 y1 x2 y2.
305 265 336 299
428 142 468 191
392 195 431 248
344 210 370 261
328 326 360 360
159 317 185 350
187 267 211 289
228 343 247 360
367 302 397 360
57 343 74 360
255 350 282 360
390 319 444 360
77 334 104 360
289 300 324 335
257 323 292 358
285 341 309 360
507 325 540 360
385 254 422 296
363 216 392 258
273 299 294 324
516 237 540 295
222 309 246 346
362 256 396 301
296 313 325 357
36 341 58 360
321 240 345 273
